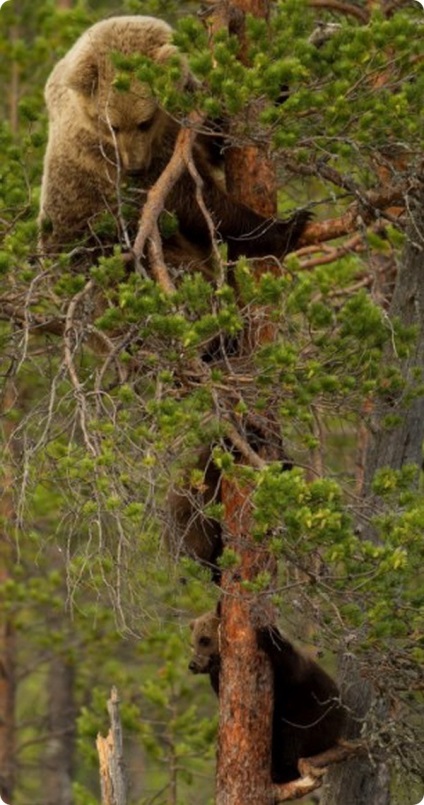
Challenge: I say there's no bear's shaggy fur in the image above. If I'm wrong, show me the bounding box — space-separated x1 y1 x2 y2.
165 432 293 582
189 610 345 783
39 16 180 254
165 447 223 583
39 15 310 264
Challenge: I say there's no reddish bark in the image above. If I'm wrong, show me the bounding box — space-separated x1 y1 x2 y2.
233 0 270 15
212 4 281 803
216 478 275 805
226 146 277 217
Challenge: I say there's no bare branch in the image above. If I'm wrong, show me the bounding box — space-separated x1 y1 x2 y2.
273 741 365 801
302 180 410 245
63 281 99 456
223 420 266 469
308 0 369 23
132 110 206 280
146 224 177 294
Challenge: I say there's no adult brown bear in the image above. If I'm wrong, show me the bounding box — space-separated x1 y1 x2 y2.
39 16 310 265
189 609 345 783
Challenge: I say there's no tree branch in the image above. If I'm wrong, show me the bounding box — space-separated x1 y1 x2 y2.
223 420 266 469
273 741 365 802
301 181 411 246
308 0 369 23
146 223 177 294
132 110 206 290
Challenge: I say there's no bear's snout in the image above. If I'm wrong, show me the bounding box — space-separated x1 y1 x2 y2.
189 660 201 674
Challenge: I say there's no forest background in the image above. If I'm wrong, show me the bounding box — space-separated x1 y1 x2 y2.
0 0 423 804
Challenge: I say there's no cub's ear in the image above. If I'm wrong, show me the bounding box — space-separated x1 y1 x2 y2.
154 44 191 88
154 42 181 65
189 620 195 631
68 54 99 96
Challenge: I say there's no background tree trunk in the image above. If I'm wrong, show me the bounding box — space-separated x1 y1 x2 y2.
45 651 76 805
364 189 424 481
0 616 15 803
0 382 17 802
321 185 424 805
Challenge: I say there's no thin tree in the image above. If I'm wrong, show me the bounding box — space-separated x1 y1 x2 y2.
0 382 16 802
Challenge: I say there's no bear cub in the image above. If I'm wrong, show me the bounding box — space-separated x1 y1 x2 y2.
165 434 292 584
189 609 344 783
165 447 223 583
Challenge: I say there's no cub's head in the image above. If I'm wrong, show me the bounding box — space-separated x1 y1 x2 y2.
63 16 188 172
189 610 220 675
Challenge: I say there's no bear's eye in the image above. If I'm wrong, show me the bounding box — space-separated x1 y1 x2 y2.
137 118 153 132
199 636 211 647
110 125 120 134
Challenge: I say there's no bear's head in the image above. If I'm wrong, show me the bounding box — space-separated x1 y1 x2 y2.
188 610 220 676
64 16 188 173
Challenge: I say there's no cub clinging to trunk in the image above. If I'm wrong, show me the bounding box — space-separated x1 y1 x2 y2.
189 608 344 783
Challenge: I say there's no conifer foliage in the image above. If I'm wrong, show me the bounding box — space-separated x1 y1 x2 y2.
0 1 423 803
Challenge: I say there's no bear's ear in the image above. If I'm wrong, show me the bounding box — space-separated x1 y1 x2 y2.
154 44 191 88
68 54 99 96
189 620 195 631
154 42 179 65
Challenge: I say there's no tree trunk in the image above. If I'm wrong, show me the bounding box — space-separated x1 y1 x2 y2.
364 191 424 482
0 382 17 802
0 617 15 803
9 26 19 135
212 3 281 803
216 479 275 805
96 687 127 805
45 651 76 805
321 185 424 805
319 654 391 805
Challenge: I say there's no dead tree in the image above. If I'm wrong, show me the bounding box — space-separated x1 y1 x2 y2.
96 687 127 805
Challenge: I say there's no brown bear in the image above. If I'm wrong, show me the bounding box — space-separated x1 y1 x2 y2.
189 609 345 783
164 447 223 583
165 431 293 583
39 15 310 265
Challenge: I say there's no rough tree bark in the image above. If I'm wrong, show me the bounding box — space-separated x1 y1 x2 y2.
321 184 424 805
96 687 127 805
211 3 282 804
364 189 424 482
217 481 275 805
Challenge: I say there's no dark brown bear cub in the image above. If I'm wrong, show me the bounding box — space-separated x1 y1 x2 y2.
164 447 223 583
189 610 344 783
